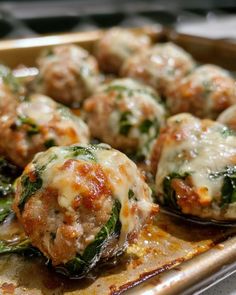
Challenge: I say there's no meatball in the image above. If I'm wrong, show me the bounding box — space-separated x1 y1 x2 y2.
151 113 236 220
0 93 89 167
121 42 195 97
36 45 100 107
166 65 236 119
13 144 158 277
95 28 151 74
0 65 24 115
217 105 236 131
84 78 166 158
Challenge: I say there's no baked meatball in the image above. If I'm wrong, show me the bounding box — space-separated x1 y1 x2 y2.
121 42 195 97
151 113 236 220
0 93 89 167
217 105 236 131
0 65 24 115
84 78 166 158
13 144 158 277
166 65 236 119
95 28 151 74
36 45 100 107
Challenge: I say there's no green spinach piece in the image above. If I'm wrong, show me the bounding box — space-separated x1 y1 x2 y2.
67 146 97 162
119 111 132 135
0 238 40 256
56 199 121 278
44 138 56 149
17 117 40 136
18 173 43 212
0 198 13 223
139 119 154 134
128 189 137 201
162 172 189 210
210 167 236 206
0 157 20 222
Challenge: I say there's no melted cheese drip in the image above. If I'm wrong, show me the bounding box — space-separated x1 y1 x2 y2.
36 145 154 248
95 148 153 246
156 113 236 202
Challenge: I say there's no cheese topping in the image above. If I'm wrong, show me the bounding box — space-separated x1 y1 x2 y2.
34 144 155 248
17 94 89 145
156 113 236 202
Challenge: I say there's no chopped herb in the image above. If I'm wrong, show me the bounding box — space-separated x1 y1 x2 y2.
67 146 97 162
0 157 20 223
139 119 153 134
105 84 160 101
18 173 43 212
210 166 236 206
17 117 40 136
0 238 40 256
105 85 131 95
44 138 56 149
0 198 13 223
119 111 132 135
128 189 137 201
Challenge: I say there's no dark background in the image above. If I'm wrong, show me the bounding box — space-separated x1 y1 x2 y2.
0 0 235 39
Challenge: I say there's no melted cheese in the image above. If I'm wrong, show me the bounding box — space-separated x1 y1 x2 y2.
17 94 89 145
36 145 155 248
156 113 236 203
95 148 154 246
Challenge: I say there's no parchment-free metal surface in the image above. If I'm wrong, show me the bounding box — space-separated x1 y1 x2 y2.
0 212 236 294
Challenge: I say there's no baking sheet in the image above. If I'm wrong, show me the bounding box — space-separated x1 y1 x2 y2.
1 213 236 295
0 27 236 295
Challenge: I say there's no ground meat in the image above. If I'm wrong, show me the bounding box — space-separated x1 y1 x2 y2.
95 28 151 74
36 45 100 107
166 64 236 119
151 113 236 220
84 78 165 157
0 93 89 167
121 42 195 97
13 144 158 267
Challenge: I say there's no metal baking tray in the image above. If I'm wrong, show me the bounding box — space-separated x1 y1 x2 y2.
0 27 236 295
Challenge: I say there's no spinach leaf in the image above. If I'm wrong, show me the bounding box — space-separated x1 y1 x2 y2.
0 157 20 223
17 117 40 136
119 111 132 135
57 199 121 278
139 119 154 134
128 189 137 201
105 85 132 98
105 84 160 101
162 172 189 210
67 146 97 162
18 173 43 212
209 166 236 206
0 65 21 93
44 138 56 149
0 198 13 223
0 238 40 256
